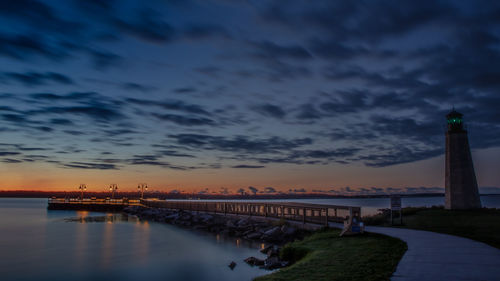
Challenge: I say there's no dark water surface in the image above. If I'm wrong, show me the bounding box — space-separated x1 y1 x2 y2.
0 198 267 281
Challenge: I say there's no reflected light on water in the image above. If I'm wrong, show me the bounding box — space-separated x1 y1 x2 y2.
76 210 89 218
133 218 150 265
74 218 88 270
100 219 114 269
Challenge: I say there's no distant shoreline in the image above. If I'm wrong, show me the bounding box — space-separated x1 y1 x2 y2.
0 190 499 199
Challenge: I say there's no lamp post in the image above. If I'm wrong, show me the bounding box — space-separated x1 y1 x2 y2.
138 183 148 199
78 184 86 200
109 184 118 199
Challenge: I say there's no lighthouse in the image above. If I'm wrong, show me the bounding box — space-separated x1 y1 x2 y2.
445 110 481 209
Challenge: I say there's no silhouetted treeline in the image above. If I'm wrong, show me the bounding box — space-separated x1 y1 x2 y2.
0 190 447 199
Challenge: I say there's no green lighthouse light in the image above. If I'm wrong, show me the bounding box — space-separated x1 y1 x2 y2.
446 109 464 132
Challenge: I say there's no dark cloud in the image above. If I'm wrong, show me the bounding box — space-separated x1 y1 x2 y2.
121 82 155 92
50 118 73 126
251 104 286 119
183 23 229 39
127 98 211 116
194 66 222 78
263 60 312 82
359 147 443 167
114 9 175 43
252 41 312 60
0 0 83 35
34 104 123 122
2 158 22 163
127 154 194 170
3 71 73 86
231 164 265 169
0 34 62 61
169 134 313 154
260 0 450 42
173 87 197 94
86 49 122 69
0 151 21 156
159 150 195 158
30 91 98 101
152 113 215 126
61 161 118 170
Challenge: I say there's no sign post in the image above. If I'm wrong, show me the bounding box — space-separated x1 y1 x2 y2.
390 196 403 225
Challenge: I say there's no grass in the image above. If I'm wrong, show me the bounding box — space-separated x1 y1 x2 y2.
364 207 500 249
254 228 407 281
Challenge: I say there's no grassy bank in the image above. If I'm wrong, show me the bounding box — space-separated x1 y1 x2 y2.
364 207 500 249
255 229 407 281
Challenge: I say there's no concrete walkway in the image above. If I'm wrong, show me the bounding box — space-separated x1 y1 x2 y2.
331 223 500 281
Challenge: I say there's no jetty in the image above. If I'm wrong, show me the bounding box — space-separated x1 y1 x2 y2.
47 197 141 212
48 197 360 225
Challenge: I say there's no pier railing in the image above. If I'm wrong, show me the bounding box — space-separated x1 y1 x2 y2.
48 198 142 205
140 199 360 225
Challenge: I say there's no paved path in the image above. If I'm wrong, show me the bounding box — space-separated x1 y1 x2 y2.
331 223 500 281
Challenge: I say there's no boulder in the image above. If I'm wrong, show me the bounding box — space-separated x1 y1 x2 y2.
281 225 297 236
263 256 281 270
244 256 265 266
262 226 281 240
245 232 262 240
260 245 273 254
226 220 236 228
237 218 250 227
228 261 237 270
199 214 214 223
267 245 280 258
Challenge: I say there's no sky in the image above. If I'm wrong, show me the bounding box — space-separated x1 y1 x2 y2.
0 0 500 195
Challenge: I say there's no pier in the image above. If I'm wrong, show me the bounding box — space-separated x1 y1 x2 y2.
47 197 141 212
48 198 360 225
141 199 360 225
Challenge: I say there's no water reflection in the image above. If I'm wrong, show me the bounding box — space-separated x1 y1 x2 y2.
100 218 113 269
74 217 88 270
133 220 150 265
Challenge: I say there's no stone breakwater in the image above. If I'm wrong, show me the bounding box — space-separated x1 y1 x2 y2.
123 205 310 270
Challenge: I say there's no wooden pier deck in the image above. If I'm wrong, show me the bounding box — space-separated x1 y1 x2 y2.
141 199 360 225
48 198 361 225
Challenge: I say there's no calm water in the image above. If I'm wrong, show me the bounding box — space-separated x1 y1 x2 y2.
0 198 267 281
2 196 500 281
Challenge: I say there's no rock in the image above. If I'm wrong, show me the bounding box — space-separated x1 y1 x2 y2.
262 226 281 241
237 218 249 227
267 245 280 258
164 213 180 221
263 256 281 270
260 245 273 254
244 256 265 266
228 261 237 270
226 220 236 228
281 225 297 236
199 214 214 222
242 229 255 236
245 232 262 240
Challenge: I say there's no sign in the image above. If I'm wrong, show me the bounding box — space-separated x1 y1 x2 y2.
391 196 402 211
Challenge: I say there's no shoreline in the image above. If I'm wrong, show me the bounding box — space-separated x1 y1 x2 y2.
123 205 314 270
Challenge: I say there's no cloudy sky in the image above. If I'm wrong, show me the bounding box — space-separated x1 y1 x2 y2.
1 0 499 194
